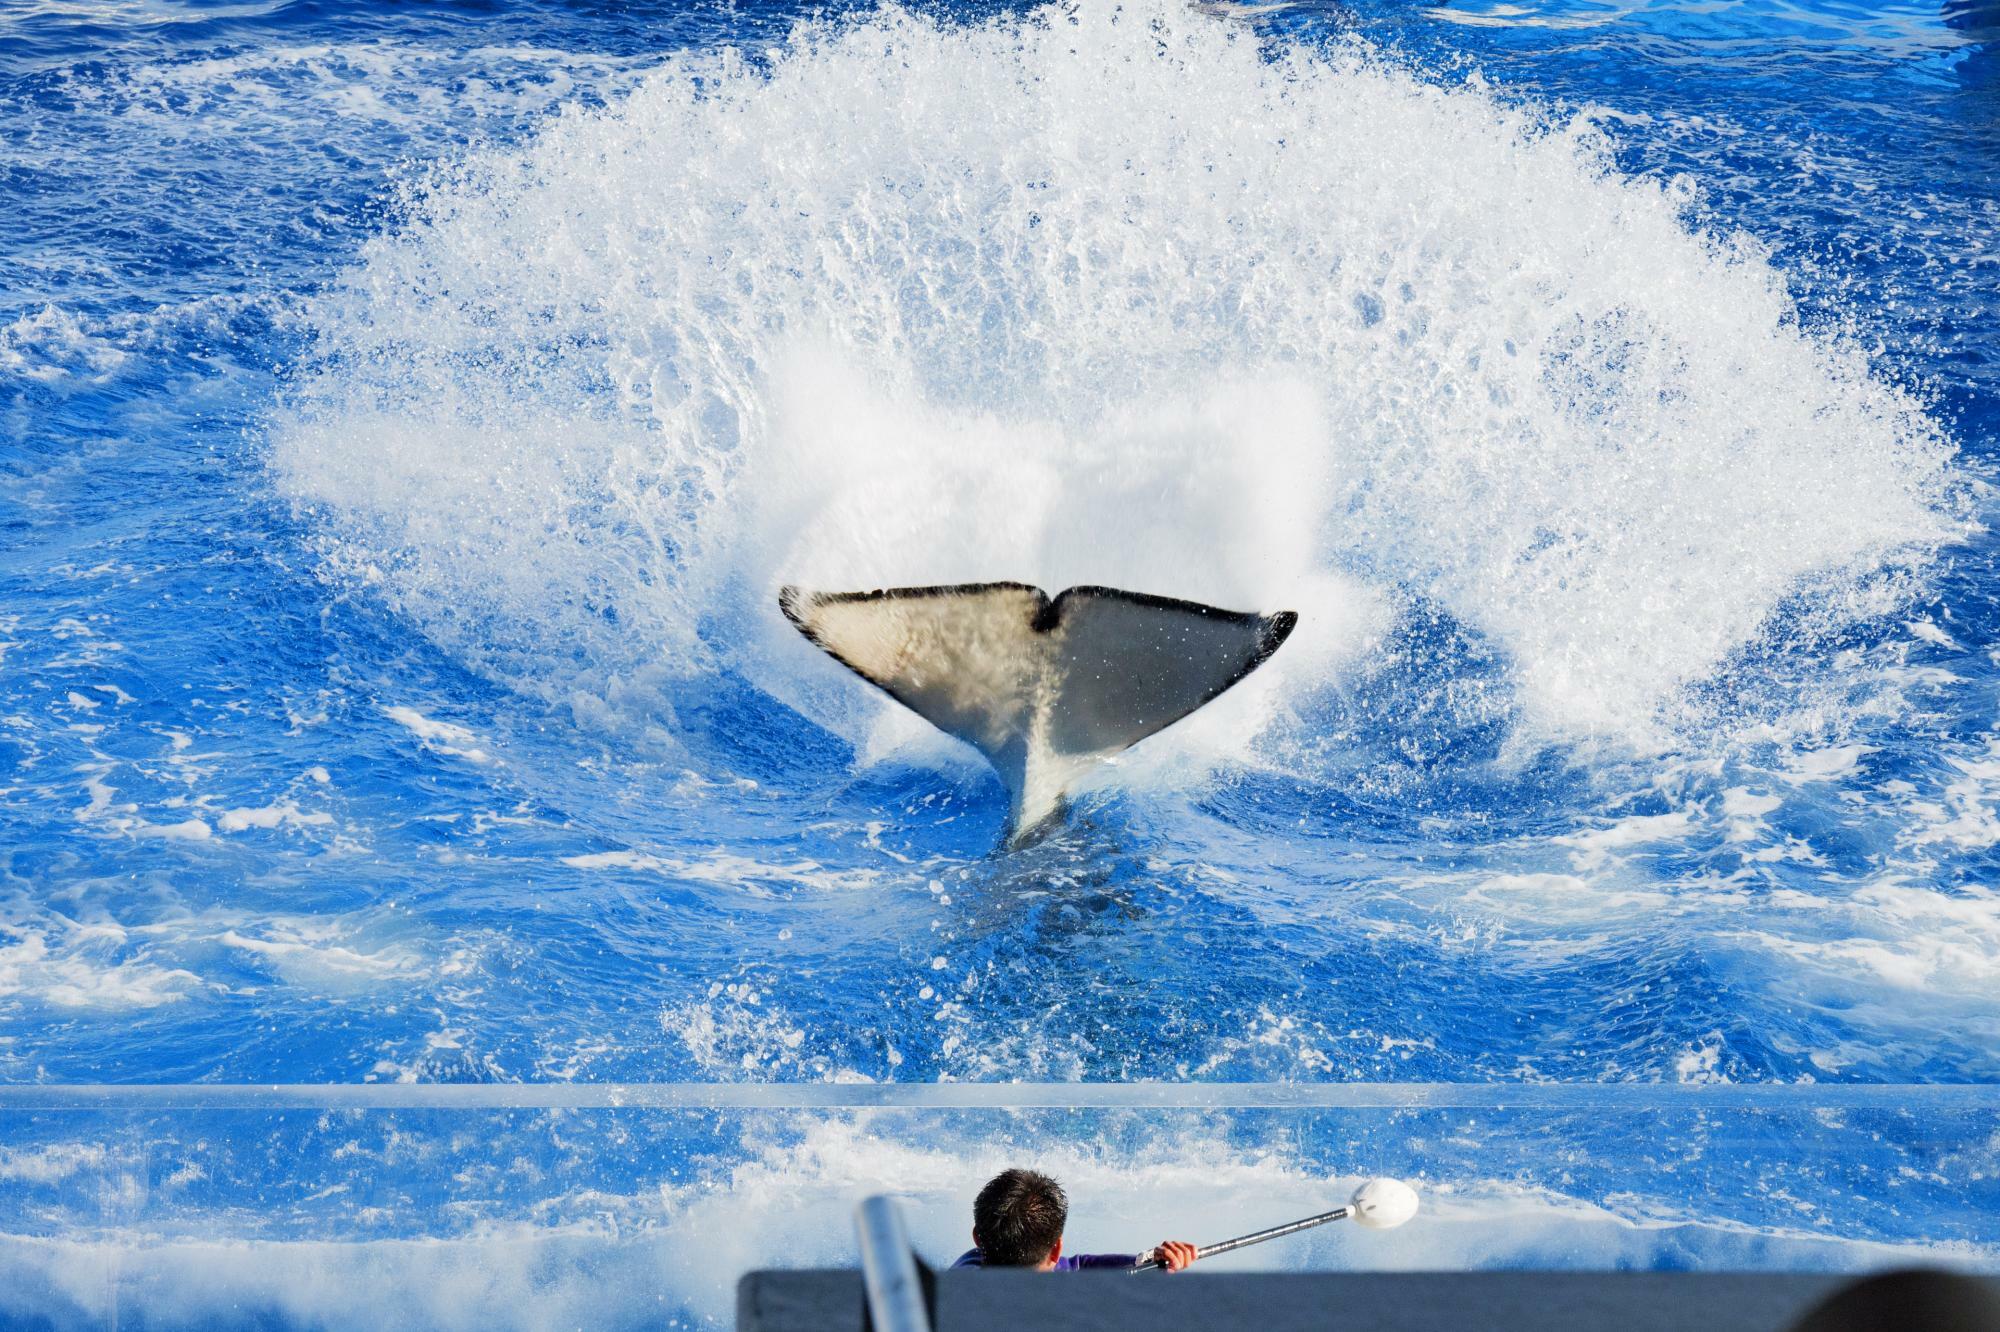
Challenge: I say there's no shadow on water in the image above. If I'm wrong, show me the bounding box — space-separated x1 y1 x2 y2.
1946 0 2000 85
957 807 1147 924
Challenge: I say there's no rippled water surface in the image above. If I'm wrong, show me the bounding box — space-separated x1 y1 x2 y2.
2 0 1997 1325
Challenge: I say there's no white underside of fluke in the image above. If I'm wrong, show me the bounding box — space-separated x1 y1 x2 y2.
779 583 1297 844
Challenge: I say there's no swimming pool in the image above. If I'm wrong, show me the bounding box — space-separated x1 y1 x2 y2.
2 1 1995 1325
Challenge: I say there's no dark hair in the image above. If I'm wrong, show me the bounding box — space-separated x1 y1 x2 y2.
972 1169 1068 1267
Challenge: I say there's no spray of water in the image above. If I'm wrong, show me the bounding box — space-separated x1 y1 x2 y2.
272 2 1957 769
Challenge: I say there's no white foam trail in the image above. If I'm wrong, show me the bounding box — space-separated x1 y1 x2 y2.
1 1117 1988 1329
273 2 1957 765
1552 810 1698 867
0 305 128 387
383 706 494 765
215 802 334 833
0 1143 109 1185
1741 880 2000 1001
565 848 883 893
219 923 422 990
0 920 205 1011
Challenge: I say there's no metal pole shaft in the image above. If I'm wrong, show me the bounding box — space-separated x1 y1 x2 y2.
855 1195 933 1332
1130 1205 1353 1273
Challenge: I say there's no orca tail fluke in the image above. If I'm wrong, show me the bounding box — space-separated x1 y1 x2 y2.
778 583 1296 845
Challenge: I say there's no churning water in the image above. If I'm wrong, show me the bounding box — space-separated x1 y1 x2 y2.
2 0 1997 1326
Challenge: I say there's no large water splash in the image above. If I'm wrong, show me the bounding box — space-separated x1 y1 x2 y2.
272 2 1957 761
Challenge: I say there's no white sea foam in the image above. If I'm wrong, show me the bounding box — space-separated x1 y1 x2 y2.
70 761 227 844
561 849 673 872
219 922 422 991
0 1143 109 1185
1463 871 1675 925
1721 786 1783 842
1743 880 2000 1000
383 705 494 765
1785 745 1875 784
1552 810 1696 868
273 1 1956 769
0 304 128 387
564 848 884 896
663 983 877 1082
0 1116 1986 1330
100 40 656 135
134 817 214 841
1898 735 2000 849
0 923 204 1010
215 801 335 833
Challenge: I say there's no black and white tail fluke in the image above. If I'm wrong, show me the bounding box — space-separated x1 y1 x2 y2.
778 583 1297 845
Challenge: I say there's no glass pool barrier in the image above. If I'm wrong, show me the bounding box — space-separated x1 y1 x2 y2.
0 1083 1993 1330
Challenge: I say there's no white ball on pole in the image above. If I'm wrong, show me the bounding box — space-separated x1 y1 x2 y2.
1349 1177 1420 1230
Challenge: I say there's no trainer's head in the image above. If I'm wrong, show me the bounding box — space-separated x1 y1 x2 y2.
972 1168 1068 1269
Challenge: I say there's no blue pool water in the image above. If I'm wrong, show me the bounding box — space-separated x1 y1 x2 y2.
2 0 1997 1325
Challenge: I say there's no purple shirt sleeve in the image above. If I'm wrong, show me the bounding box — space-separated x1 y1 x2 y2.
953 1248 1138 1271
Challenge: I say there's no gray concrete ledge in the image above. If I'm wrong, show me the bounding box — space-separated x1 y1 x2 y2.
738 1269 2000 1332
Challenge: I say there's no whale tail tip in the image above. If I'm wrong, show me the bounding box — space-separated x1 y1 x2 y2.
779 582 1296 843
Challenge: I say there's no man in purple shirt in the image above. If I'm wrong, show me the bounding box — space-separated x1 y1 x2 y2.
950 1168 1200 1273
